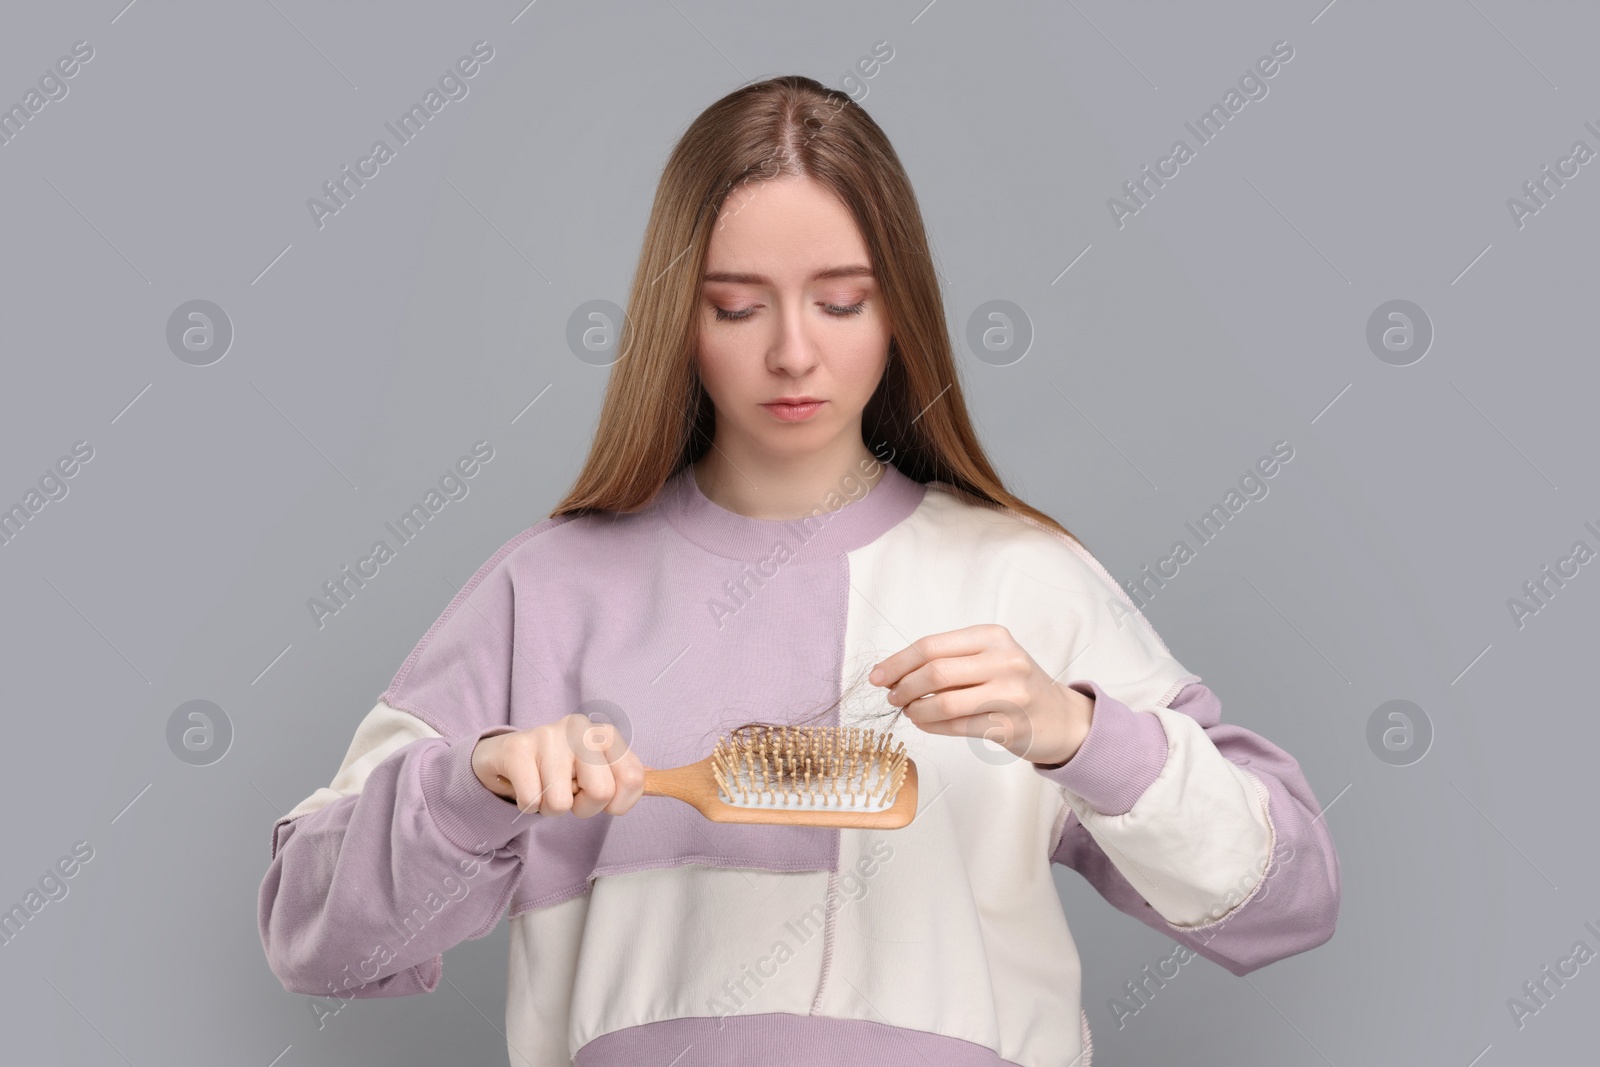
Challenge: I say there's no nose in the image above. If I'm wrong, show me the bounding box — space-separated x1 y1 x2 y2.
765 296 821 377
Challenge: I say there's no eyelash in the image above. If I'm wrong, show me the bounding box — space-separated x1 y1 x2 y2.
712 301 867 322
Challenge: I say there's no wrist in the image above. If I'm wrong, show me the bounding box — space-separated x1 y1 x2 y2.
1032 683 1095 767
469 730 520 802
419 732 530 852
1030 680 1171 817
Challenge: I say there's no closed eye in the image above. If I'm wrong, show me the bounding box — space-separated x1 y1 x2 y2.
711 300 868 322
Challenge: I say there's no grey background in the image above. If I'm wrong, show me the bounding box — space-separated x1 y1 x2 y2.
1 0 1593 1063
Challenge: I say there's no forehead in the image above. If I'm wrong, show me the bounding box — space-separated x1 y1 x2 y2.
705 176 869 280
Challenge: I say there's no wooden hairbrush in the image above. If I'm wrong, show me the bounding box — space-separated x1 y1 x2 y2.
642 724 919 829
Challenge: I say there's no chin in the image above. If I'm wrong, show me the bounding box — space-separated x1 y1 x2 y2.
757 425 830 454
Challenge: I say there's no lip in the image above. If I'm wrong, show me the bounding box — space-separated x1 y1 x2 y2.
762 398 826 422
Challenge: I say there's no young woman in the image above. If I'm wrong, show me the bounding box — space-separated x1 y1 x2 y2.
259 75 1340 1066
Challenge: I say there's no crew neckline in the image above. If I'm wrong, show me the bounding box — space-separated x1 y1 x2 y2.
659 460 928 562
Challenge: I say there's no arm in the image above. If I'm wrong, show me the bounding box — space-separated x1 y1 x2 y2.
257 537 552 998
258 714 530 998
1036 680 1341 976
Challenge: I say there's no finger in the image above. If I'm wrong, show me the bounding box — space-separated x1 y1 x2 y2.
536 743 576 816
566 718 610 769
870 625 1005 689
596 726 645 814
565 720 634 817
901 683 1017 727
897 685 979 725
502 756 545 818
570 749 615 819
605 749 646 816
885 651 996 707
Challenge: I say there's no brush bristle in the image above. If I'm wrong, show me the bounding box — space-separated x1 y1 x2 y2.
710 724 908 812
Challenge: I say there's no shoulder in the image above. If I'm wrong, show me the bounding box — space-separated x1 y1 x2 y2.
380 505 643 696
915 481 1120 593
471 498 662 583
910 480 1186 667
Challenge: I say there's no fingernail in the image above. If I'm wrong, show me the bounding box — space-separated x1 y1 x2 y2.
869 667 883 684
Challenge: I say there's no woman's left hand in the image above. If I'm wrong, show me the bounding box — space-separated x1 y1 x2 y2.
868 624 1095 766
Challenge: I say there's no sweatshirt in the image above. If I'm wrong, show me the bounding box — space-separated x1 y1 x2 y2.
257 458 1342 1066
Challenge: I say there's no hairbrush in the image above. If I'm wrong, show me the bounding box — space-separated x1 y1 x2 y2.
642 723 918 828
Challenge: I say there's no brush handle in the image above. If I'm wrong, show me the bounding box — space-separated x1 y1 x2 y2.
640 756 715 808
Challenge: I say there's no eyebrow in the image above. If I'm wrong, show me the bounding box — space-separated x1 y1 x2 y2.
701 265 875 285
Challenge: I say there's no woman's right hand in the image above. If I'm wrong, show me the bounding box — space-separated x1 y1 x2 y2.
470 715 645 818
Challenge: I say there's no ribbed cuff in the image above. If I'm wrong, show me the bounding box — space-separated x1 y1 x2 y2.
1032 680 1169 816
418 726 531 854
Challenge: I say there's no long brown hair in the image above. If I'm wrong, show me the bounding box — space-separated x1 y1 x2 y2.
551 74 1077 546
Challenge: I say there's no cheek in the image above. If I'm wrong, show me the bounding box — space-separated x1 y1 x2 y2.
837 331 890 393
695 330 749 400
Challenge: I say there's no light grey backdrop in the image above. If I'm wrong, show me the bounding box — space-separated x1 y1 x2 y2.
2 0 1594 1063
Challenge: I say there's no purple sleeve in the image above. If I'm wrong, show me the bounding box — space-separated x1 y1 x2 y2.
1041 681 1342 976
258 546 546 998
257 729 533 997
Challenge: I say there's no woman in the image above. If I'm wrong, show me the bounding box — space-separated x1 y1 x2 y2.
258 75 1340 1066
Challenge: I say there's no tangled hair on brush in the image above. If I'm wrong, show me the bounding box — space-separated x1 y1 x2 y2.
702 660 908 753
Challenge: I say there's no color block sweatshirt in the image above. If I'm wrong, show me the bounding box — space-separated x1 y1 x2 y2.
257 460 1342 1067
